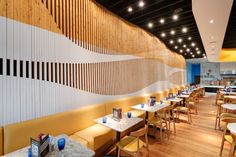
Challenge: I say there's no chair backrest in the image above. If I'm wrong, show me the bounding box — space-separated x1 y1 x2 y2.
130 125 148 137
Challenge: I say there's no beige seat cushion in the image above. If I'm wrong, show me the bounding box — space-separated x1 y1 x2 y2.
69 135 89 147
74 124 115 150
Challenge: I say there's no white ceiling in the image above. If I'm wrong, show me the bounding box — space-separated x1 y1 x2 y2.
192 0 233 62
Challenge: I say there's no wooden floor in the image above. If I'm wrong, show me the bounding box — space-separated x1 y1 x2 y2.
106 94 231 157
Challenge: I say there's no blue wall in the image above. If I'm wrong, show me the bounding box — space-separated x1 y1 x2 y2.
187 63 200 84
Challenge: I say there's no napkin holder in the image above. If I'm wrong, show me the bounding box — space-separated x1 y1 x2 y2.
113 108 122 121
31 134 49 157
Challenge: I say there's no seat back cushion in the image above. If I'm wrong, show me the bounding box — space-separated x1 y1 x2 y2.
0 127 3 155
105 96 146 114
3 103 106 154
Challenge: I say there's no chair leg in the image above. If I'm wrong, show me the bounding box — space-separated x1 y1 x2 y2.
117 148 120 157
215 107 219 130
173 116 176 134
220 128 227 156
228 141 236 157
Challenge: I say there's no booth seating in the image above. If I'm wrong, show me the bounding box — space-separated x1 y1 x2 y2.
0 127 3 156
0 85 185 156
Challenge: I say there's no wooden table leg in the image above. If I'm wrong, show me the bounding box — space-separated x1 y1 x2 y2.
115 132 121 157
145 111 149 124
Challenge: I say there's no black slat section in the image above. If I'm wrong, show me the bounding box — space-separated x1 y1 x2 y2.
66 63 68 86
63 63 65 85
59 63 61 84
51 62 53 82
69 63 71 87
20 60 23 77
6 59 10 76
13 60 17 76
47 62 49 81
37 62 40 80
42 62 45 80
0 58 3 75
26 61 29 78
55 62 57 83
31 61 35 79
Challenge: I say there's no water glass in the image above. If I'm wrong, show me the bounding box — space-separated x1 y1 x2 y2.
102 117 107 123
141 103 144 108
160 100 163 104
127 112 132 118
57 138 66 151
28 147 32 157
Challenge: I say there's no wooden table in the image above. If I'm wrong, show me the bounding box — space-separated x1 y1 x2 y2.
227 123 236 157
4 134 95 157
131 103 170 121
224 95 236 99
222 104 236 111
95 114 143 157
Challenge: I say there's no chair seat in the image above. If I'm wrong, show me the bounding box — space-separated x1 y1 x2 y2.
225 135 233 144
117 136 144 152
217 100 224 104
176 106 188 111
148 118 161 126
220 113 236 118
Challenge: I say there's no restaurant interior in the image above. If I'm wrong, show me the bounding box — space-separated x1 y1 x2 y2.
0 0 236 156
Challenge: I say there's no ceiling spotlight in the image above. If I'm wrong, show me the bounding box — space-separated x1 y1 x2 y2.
191 42 196 47
170 30 175 35
209 19 214 24
190 52 193 55
211 36 214 40
172 14 179 20
174 46 178 49
196 47 199 50
161 32 166 37
183 44 186 48
169 40 174 44
138 1 145 7
186 48 190 52
188 37 192 40
148 22 153 28
192 54 195 58
204 56 207 58
178 38 183 43
180 49 183 53
182 27 187 33
197 51 201 54
128 7 133 12
160 18 165 24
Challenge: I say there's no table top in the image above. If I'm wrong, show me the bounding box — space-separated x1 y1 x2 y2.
222 104 236 110
95 114 143 133
220 91 236 95
131 103 170 113
4 134 95 157
178 94 190 98
167 98 183 102
224 95 236 99
228 123 236 135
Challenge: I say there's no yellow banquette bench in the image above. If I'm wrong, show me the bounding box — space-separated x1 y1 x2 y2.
1 90 175 155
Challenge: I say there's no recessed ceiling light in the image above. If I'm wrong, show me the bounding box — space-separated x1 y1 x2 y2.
178 38 183 43
188 37 192 40
170 30 175 35
186 48 190 52
190 52 193 55
211 45 215 48
138 1 145 7
197 51 201 54
180 49 183 53
191 42 196 47
195 47 199 50
182 27 187 33
161 32 166 37
174 46 178 49
169 40 174 44
192 54 195 57
148 22 153 28
183 44 186 48
128 7 133 12
160 18 165 24
172 14 179 20
204 56 207 58
209 19 214 24
211 36 214 40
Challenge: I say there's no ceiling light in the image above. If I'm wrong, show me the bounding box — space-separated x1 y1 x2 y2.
190 52 193 55
172 14 179 20
211 45 215 48
178 38 183 43
182 27 187 33
186 48 190 52
195 47 199 50
138 1 145 7
180 49 183 53
191 42 196 47
211 36 214 40
192 54 195 58
209 19 214 24
148 22 153 28
188 37 192 40
160 18 165 24
170 30 175 35
169 40 174 44
197 51 201 54
161 32 166 37
183 44 186 48
174 46 178 49
204 56 207 58
127 7 133 12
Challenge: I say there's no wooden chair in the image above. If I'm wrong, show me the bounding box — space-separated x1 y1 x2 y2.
219 117 236 157
175 97 192 123
215 91 224 130
148 108 169 142
163 100 178 134
116 125 149 157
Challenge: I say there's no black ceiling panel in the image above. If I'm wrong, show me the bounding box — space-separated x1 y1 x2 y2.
96 0 206 59
223 1 236 48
